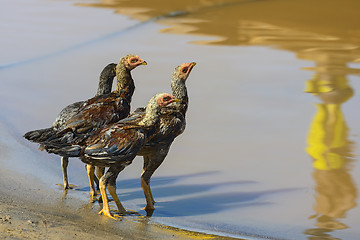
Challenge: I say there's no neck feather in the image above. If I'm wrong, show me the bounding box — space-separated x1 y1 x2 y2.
114 63 135 102
138 100 160 128
96 75 114 96
171 77 188 115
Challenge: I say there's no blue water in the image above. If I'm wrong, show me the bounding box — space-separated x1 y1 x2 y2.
1 0 360 239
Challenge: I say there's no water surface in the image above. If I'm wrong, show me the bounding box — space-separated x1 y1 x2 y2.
1 0 360 239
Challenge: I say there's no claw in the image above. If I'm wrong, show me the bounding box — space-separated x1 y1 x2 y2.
144 208 154 217
89 190 97 197
98 209 117 220
89 195 98 203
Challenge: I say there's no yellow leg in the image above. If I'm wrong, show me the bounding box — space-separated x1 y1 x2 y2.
96 167 105 180
86 164 96 198
141 177 155 211
149 186 155 205
141 149 169 211
61 157 69 189
98 175 116 220
96 167 105 192
107 184 126 214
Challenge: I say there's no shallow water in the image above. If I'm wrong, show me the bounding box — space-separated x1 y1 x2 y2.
1 0 360 239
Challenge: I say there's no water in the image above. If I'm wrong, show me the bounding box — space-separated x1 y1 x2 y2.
1 0 360 239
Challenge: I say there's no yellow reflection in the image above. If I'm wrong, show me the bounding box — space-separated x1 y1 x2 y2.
304 59 357 239
76 0 360 46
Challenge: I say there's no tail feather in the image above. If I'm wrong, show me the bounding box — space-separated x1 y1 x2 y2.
44 130 92 147
44 143 83 157
23 128 57 143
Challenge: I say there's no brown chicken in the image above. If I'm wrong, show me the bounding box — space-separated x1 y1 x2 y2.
130 62 196 215
24 55 146 192
45 93 179 219
24 63 116 189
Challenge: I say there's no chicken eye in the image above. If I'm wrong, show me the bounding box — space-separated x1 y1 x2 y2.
182 67 188 73
130 58 137 63
163 96 171 101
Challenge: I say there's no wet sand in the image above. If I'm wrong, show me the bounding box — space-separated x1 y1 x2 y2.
0 194 236 240
0 182 236 240
0 122 238 240
1 0 360 239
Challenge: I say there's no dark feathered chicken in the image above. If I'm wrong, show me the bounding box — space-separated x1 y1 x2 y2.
130 62 196 214
24 63 116 189
24 55 147 191
48 55 146 139
44 93 179 219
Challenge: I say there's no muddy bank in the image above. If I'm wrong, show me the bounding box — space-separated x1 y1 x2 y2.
0 119 242 240
0 164 239 240
0 193 239 240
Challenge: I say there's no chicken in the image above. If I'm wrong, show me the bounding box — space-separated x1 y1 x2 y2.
130 62 196 215
24 55 147 192
44 93 179 219
24 62 116 189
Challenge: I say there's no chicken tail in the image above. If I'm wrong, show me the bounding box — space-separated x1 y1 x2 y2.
23 128 57 143
43 143 83 157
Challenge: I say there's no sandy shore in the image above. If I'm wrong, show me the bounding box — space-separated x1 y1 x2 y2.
0 177 239 240
0 200 236 240
0 120 241 240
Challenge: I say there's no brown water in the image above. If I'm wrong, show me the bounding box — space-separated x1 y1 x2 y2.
1 0 360 239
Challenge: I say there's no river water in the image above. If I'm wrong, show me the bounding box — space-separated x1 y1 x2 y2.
1 0 360 239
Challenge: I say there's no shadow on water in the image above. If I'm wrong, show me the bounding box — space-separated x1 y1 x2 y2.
119 180 257 202
151 188 298 217
118 171 227 189
117 174 297 217
69 170 297 217
74 171 225 192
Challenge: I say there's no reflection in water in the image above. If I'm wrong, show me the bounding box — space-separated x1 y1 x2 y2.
74 0 360 83
304 59 357 239
77 0 360 72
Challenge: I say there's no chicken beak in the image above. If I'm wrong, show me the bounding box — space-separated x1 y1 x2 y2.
188 62 196 73
173 98 181 102
142 60 147 65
